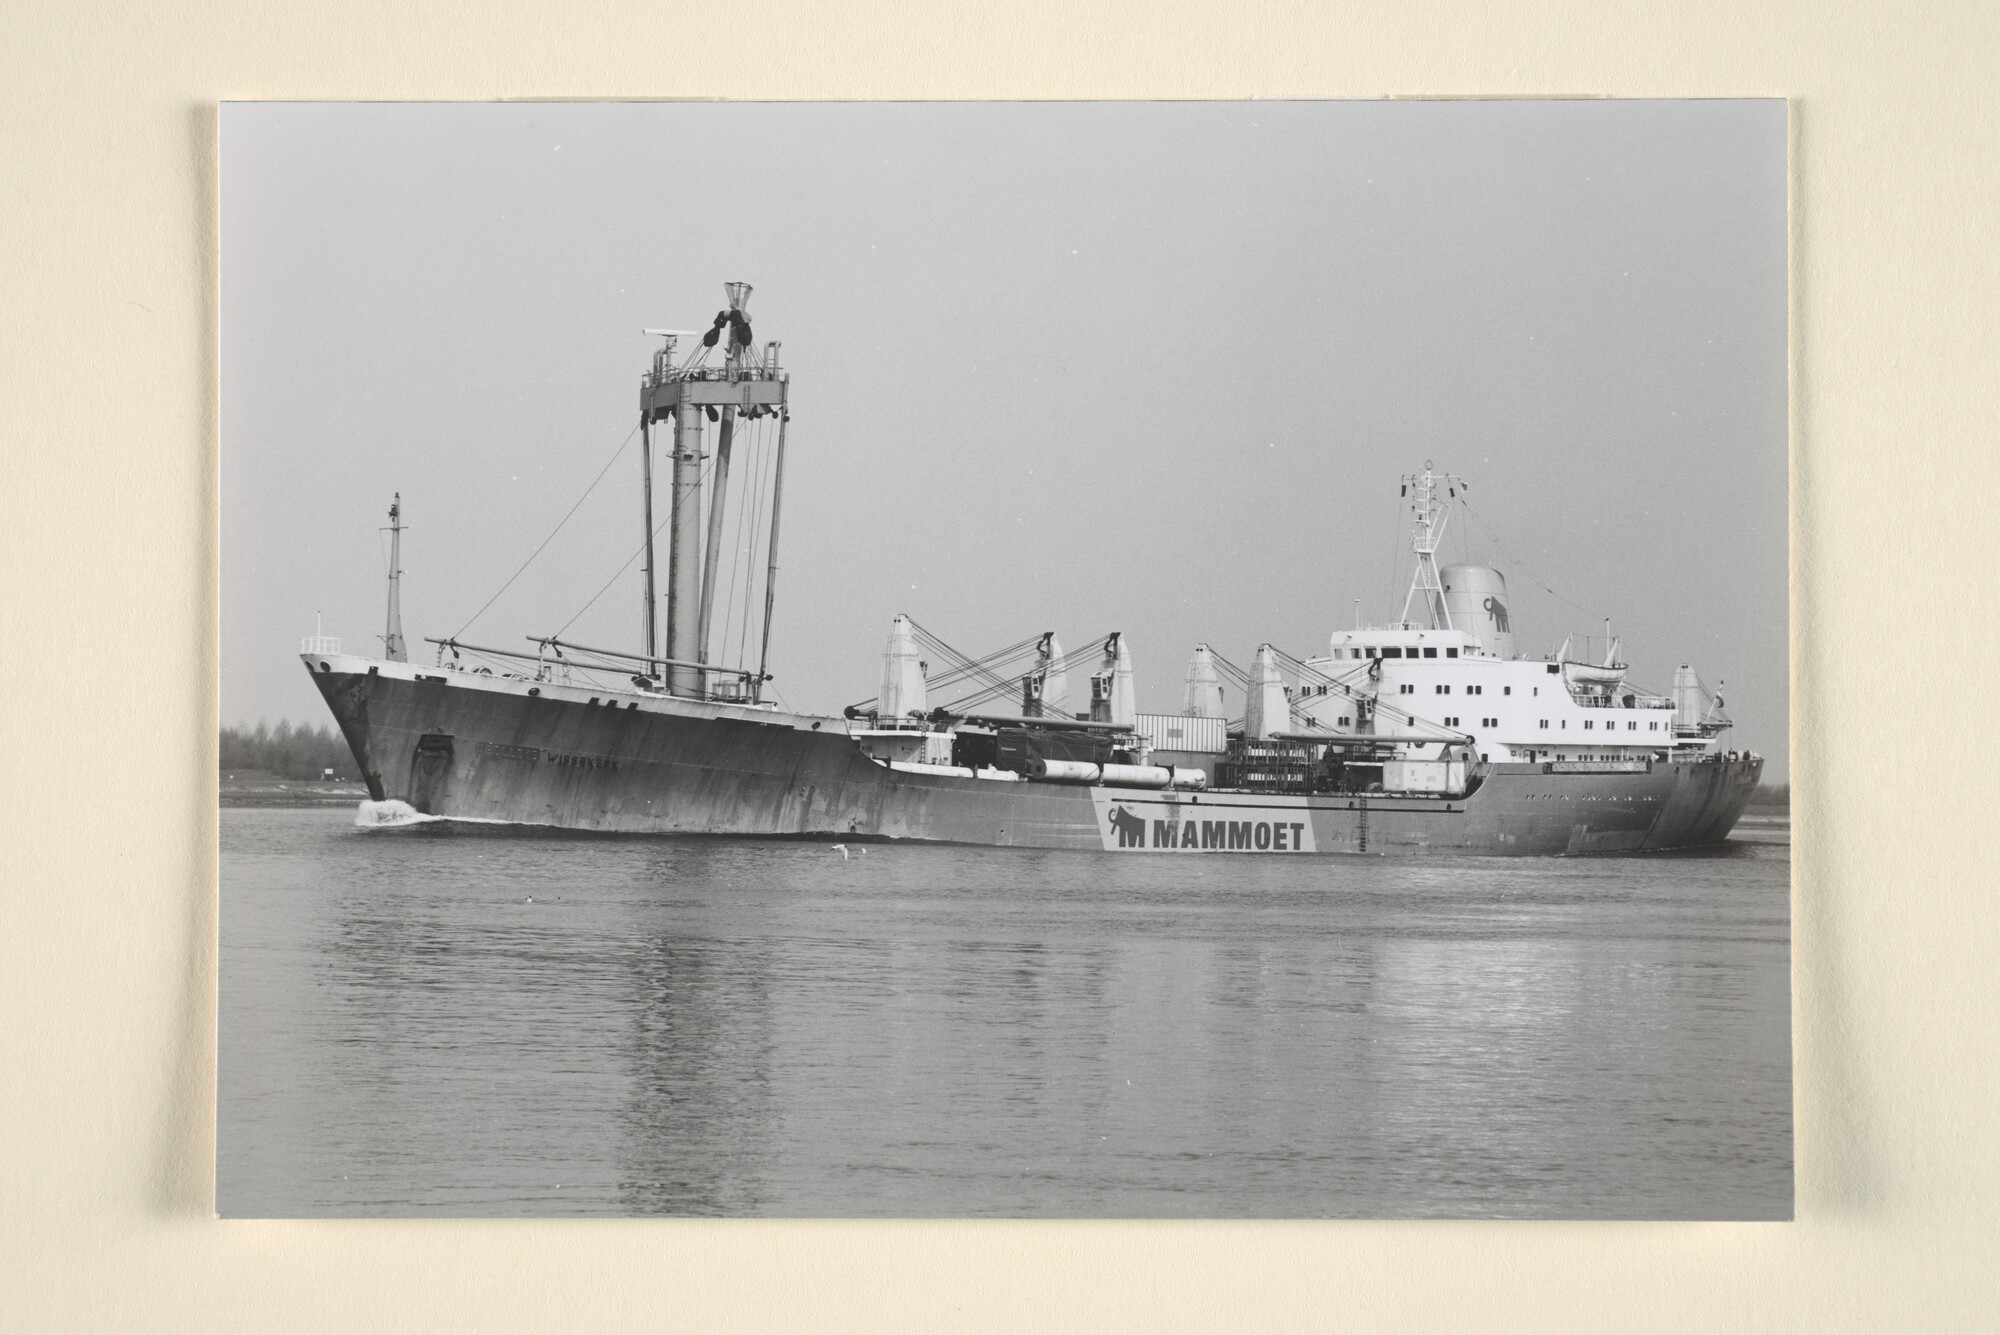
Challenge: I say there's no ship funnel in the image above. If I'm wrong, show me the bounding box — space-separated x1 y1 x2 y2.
878 614 927 720
1245 644 1290 740
1440 564 1515 659
1183 643 1225 718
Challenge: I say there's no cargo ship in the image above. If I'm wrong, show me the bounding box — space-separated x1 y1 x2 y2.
304 285 1762 855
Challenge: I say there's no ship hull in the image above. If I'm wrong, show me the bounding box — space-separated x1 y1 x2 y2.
307 654 1763 856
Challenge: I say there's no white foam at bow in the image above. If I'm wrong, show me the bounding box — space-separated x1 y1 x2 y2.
355 799 438 828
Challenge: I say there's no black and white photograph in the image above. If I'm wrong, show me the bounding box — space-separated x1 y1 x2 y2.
219 99 1790 1218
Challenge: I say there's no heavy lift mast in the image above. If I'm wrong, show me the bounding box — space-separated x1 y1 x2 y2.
639 284 790 700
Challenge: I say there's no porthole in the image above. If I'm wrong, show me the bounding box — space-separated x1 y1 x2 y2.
529 687 541 697
319 661 330 672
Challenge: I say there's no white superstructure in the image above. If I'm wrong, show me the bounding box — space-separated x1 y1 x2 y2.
1284 464 1735 769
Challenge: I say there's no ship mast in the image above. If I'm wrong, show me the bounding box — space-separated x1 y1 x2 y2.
1398 462 1462 631
696 282 752 691
640 408 658 671
381 493 407 662
640 285 789 699
637 333 685 677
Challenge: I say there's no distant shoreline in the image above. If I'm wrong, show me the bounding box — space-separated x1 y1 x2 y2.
221 776 368 808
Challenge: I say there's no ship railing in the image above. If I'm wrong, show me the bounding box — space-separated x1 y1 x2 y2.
424 636 767 696
1567 688 1675 709
644 363 786 391
301 635 341 655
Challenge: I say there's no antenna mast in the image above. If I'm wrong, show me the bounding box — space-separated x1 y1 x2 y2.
381 493 407 662
1398 462 1462 630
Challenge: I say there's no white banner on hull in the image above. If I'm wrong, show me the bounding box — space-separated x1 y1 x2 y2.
1088 789 1319 854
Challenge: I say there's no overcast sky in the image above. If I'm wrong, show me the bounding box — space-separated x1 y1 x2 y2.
222 100 1788 775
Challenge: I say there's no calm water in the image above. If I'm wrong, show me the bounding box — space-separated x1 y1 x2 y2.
217 808 1791 1218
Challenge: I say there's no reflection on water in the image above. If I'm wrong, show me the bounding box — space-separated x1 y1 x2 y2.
218 812 1791 1218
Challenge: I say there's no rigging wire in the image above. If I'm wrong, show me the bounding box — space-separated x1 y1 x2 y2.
453 424 638 638
553 451 715 638
938 633 1115 712
1213 642 1461 739
908 621 1043 693
847 622 1049 712
719 414 758 670
1267 644 1458 738
1457 496 1604 622
734 415 772 671
441 642 621 690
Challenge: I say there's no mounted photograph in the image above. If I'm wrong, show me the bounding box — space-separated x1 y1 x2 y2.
219 100 1790 1218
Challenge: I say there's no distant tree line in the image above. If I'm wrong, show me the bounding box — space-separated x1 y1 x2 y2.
219 721 354 780
1750 781 1789 808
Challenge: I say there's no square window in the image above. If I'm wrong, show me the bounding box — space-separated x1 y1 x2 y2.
1423 647 1437 658
1447 648 1459 659
1503 686 1511 695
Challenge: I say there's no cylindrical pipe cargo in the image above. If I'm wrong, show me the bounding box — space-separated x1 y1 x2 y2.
1027 758 1102 783
1096 763 1172 789
1026 758 1206 789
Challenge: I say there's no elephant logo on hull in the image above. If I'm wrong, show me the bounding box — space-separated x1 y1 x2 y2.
1106 805 1147 847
